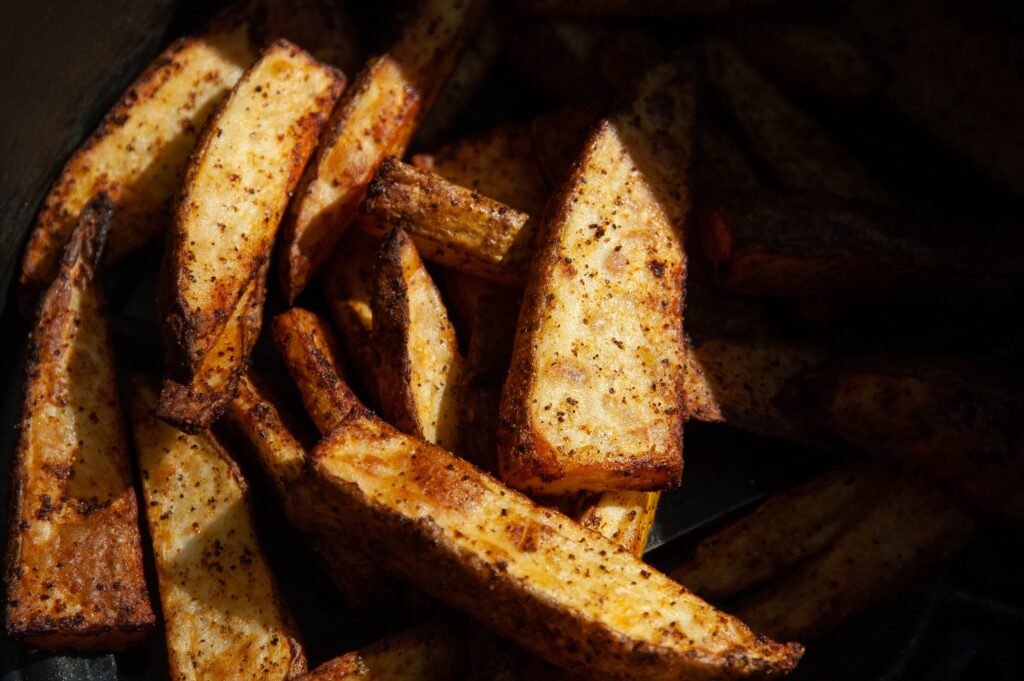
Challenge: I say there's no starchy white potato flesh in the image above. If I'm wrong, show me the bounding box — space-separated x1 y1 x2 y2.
129 378 305 680
576 491 659 558
310 411 803 680
373 229 464 450
160 40 343 378
297 620 465 680
498 61 695 494
278 0 484 302
5 196 154 651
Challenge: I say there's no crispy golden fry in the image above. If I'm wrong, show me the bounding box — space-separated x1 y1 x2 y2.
671 461 889 602
784 357 1024 522
412 121 549 215
159 40 342 380
499 62 695 495
683 336 828 443
886 17 1024 200
297 620 465 680
5 196 154 651
129 378 306 681
18 0 359 294
226 372 392 609
414 18 503 149
157 266 265 432
373 229 464 451
698 191 1023 301
271 308 363 434
705 39 883 201
737 477 975 641
321 229 382 407
517 0 779 16
309 409 803 680
575 491 659 558
734 24 878 100
278 0 484 302
360 158 534 285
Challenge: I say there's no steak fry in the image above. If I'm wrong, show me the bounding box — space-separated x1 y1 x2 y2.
5 195 154 651
498 61 695 494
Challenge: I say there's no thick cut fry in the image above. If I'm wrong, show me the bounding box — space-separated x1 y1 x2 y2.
412 121 549 215
705 39 883 201
322 229 382 406
683 336 828 443
373 229 464 451
271 309 364 434
129 378 305 680
18 0 359 294
698 192 1023 301
575 491 659 558
784 357 1024 522
297 620 465 681
278 0 484 302
226 373 392 609
158 266 265 432
159 40 342 382
360 159 534 284
309 410 803 680
737 478 975 641
414 18 503 149
5 196 154 651
499 62 695 495
734 24 878 100
671 461 890 602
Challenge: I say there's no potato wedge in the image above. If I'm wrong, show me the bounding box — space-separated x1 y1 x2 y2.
414 17 503 149
157 266 265 432
575 490 659 558
321 229 382 407
705 39 883 201
698 191 1023 301
498 62 695 495
737 477 975 641
670 460 890 602
733 24 878 101
226 372 392 609
129 377 305 680
159 40 342 384
271 308 364 434
18 0 359 295
5 195 154 651
411 121 549 215
297 619 465 681
784 356 1024 522
360 159 534 285
309 409 803 680
373 229 464 451
278 0 484 302
683 335 828 444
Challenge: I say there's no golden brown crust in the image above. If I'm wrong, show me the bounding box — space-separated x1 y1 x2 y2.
360 158 534 284
278 0 485 302
310 411 803 680
575 491 659 558
5 195 155 651
296 619 466 680
129 377 306 680
372 229 464 450
498 62 695 495
159 40 343 379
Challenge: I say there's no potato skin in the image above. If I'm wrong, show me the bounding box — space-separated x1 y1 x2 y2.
5 195 155 651
310 412 803 681
498 62 695 495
